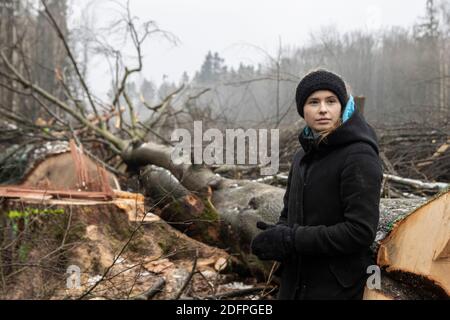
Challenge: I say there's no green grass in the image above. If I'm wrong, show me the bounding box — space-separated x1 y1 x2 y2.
7 208 65 220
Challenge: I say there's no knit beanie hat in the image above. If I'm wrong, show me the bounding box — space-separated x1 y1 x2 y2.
295 69 348 118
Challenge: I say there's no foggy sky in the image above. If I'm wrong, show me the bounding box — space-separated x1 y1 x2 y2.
71 0 429 98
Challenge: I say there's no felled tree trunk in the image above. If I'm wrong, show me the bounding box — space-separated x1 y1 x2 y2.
137 165 284 275
365 191 449 299
122 142 285 274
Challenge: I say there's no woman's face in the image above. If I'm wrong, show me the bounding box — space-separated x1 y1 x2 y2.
303 90 342 133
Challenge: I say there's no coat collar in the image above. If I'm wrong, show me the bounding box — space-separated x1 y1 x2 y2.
298 110 379 156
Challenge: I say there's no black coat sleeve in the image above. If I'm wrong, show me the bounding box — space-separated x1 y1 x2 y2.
293 147 383 256
277 153 296 226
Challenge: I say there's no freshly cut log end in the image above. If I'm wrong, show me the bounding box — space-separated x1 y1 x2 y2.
21 148 119 192
377 191 450 297
434 238 449 261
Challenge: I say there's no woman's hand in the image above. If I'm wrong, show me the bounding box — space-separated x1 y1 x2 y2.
256 221 276 230
251 223 297 262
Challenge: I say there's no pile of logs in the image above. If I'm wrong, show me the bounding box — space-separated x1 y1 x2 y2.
1 128 448 300
377 124 449 183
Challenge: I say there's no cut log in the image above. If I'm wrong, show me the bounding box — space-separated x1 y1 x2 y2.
20 143 120 192
122 141 221 194
376 198 431 247
376 190 450 297
137 160 284 275
138 165 221 245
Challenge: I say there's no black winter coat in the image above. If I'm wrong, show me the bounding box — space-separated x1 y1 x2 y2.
277 110 383 300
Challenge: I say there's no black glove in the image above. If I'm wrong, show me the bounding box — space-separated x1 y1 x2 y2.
251 224 297 262
256 221 276 231
256 220 288 230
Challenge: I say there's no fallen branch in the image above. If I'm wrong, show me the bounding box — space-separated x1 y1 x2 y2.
133 277 166 300
174 250 198 300
383 174 449 192
256 174 288 185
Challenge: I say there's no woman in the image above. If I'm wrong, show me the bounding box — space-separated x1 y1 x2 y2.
251 69 383 300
